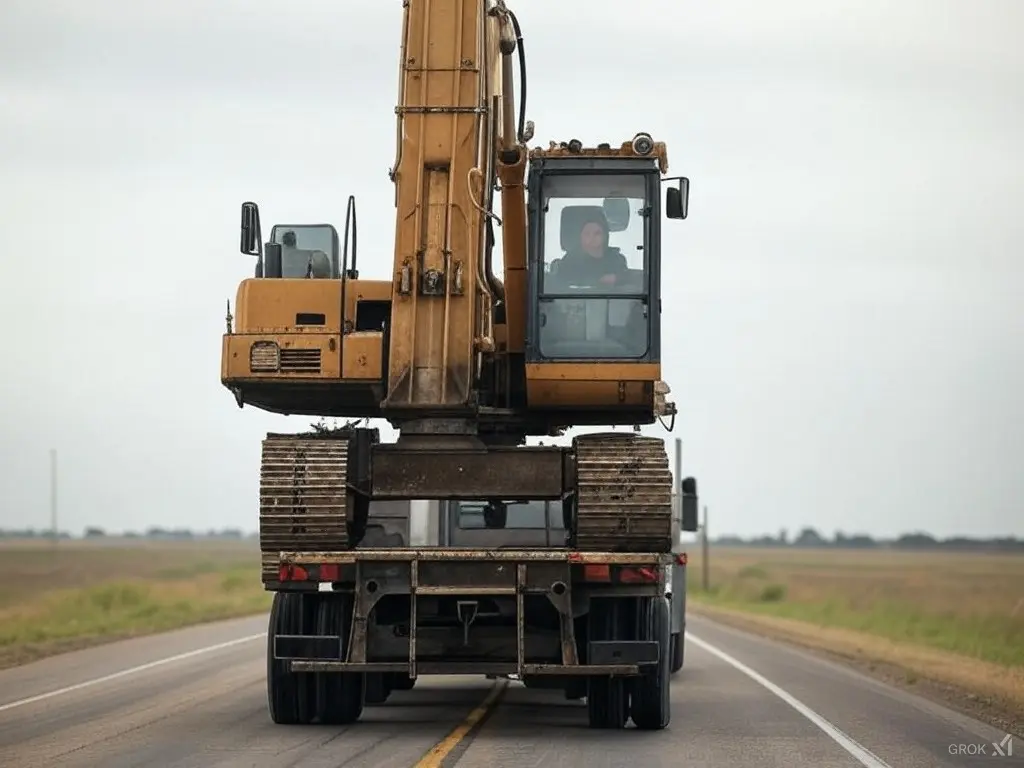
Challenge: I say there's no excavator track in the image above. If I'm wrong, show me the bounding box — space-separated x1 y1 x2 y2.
573 432 674 553
259 434 350 584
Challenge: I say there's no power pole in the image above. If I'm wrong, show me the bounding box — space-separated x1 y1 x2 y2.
701 504 709 591
50 449 58 547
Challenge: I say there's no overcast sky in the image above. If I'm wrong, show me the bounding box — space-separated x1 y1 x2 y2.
0 0 1021 539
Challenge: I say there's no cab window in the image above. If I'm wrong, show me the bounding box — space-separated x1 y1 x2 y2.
270 224 339 278
535 173 651 360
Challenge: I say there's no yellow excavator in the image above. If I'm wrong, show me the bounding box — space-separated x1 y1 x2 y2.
221 0 699 730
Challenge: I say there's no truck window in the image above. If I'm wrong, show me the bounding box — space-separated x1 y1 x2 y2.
456 500 561 530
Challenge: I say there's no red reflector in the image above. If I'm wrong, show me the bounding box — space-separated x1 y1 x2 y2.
319 563 340 582
676 553 688 565
279 564 309 582
583 564 611 581
619 566 659 583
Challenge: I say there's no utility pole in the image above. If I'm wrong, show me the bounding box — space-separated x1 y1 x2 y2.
701 504 709 591
50 448 58 547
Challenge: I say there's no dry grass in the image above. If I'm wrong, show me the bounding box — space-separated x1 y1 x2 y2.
685 546 1024 732
0 538 271 668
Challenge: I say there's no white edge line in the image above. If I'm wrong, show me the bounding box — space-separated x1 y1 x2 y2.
0 633 264 713
686 632 893 768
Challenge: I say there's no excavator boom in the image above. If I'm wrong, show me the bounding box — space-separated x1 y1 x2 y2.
384 0 493 417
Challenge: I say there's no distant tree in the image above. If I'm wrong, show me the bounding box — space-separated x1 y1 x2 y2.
713 535 746 546
895 532 936 549
846 534 876 548
794 527 825 547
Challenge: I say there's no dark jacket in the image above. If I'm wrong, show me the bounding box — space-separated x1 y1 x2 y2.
548 247 629 290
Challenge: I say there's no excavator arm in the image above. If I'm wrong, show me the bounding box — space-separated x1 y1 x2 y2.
386 0 490 414
384 0 527 427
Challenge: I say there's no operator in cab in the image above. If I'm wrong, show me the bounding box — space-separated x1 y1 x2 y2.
550 210 629 291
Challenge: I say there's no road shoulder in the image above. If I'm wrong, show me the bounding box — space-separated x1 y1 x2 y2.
0 613 268 710
689 603 1023 738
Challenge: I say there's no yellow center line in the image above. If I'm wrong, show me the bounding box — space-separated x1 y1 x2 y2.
414 678 509 767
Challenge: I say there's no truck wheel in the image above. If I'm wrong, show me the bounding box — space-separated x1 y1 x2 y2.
315 593 364 724
586 599 628 728
630 596 671 730
587 677 629 728
389 673 416 691
364 673 392 705
670 631 684 674
267 592 318 724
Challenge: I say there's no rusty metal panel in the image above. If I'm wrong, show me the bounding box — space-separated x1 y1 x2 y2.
521 663 640 676
522 563 569 592
280 549 674 565
370 444 565 499
290 661 643 676
417 560 516 590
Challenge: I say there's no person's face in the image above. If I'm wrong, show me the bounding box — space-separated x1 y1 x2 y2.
580 221 605 257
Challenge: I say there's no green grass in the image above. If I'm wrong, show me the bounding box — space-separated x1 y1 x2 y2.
0 539 271 668
686 547 1024 668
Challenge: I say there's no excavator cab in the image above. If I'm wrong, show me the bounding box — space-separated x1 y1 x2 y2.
521 137 688 426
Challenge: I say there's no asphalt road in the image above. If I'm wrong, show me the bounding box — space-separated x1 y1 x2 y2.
0 614 1017 768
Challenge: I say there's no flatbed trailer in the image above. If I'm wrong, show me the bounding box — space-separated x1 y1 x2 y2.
266 546 680 729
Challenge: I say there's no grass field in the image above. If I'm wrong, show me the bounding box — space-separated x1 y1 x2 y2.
685 546 1024 732
0 538 270 669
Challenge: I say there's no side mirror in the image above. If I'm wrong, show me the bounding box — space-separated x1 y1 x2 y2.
240 201 262 256
665 177 689 220
680 476 698 532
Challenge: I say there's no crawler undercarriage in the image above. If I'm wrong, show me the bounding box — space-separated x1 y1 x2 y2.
258 428 676 583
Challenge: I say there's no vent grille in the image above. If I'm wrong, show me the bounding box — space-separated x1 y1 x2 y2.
249 341 280 372
280 348 321 373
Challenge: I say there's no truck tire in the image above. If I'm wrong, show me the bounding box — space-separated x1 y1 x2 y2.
267 592 318 724
630 596 671 730
588 676 629 728
389 673 416 691
586 599 629 728
315 593 364 724
670 631 685 674
364 673 392 705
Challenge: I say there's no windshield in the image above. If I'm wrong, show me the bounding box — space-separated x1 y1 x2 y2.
535 173 651 359
455 500 562 530
270 224 339 273
541 173 648 295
